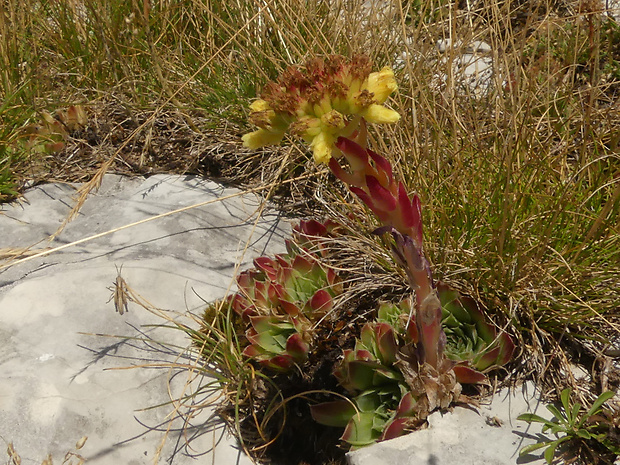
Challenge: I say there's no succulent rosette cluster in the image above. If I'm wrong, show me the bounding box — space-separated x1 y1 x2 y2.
437 282 514 372
310 291 514 448
242 55 399 164
224 220 343 372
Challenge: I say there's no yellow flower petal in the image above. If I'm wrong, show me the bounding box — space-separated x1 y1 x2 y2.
363 104 400 124
242 129 285 149
310 132 335 164
249 99 271 112
366 67 398 104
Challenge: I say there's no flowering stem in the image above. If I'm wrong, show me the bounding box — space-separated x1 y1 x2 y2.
329 131 445 369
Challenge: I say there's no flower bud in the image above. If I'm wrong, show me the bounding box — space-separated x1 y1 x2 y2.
363 104 400 124
367 67 398 104
242 129 285 149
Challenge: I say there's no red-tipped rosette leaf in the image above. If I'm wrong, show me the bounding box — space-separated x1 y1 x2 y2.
252 281 269 307
231 293 255 320
280 299 302 317
395 392 417 418
375 323 398 365
291 254 313 274
475 346 501 372
295 219 327 238
310 289 333 313
265 354 295 372
360 323 374 348
254 256 278 280
275 254 290 268
341 411 381 447
286 333 309 362
242 343 262 359
248 316 290 351
380 418 409 441
366 175 397 212
453 364 488 384
337 358 376 391
267 282 280 306
327 268 339 287
310 400 357 427
236 270 255 294
335 136 369 172
354 348 373 361
348 360 397 391
496 333 515 366
406 320 419 344
284 238 298 257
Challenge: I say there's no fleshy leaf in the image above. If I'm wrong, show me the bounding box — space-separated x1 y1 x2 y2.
335 137 369 172
286 333 309 361
310 289 333 313
395 392 416 418
341 411 382 447
453 364 488 384
380 417 409 441
375 323 398 365
310 400 357 427
366 175 397 212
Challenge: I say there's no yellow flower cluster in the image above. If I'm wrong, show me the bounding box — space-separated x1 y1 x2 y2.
242 56 399 164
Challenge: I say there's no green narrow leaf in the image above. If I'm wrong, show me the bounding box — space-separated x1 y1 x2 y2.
546 405 565 424
548 425 567 435
585 391 615 418
576 429 591 440
519 441 551 456
517 413 557 429
569 403 581 426
544 442 558 464
560 388 572 414
543 437 569 464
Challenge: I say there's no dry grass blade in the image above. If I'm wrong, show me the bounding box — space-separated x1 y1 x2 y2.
6 443 21 465
0 247 49 261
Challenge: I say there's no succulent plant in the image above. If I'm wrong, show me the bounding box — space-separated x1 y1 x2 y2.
238 55 515 450
436 281 515 373
311 287 516 448
227 219 343 372
311 321 422 448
